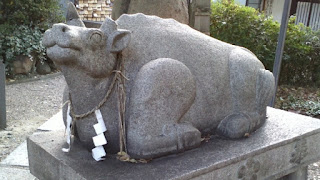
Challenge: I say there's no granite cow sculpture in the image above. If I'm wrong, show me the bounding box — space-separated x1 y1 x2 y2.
43 10 275 159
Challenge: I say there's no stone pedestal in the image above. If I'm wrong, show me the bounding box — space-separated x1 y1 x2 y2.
189 0 211 34
28 108 320 180
194 12 211 35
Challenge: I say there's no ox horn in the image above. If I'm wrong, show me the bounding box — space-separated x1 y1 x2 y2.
66 2 85 27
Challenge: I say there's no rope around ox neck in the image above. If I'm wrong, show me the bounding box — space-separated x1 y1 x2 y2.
68 71 118 119
66 58 129 156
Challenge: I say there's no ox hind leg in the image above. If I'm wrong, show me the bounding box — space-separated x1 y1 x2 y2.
127 58 201 159
217 48 275 138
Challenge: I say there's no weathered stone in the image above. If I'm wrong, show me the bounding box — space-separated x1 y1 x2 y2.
28 108 320 180
111 0 130 20
42 7 275 159
128 0 189 24
189 0 211 28
112 0 212 34
12 55 35 75
36 61 51 75
112 0 189 24
83 20 102 28
66 2 85 27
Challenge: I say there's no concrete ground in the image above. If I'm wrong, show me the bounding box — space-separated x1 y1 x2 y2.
0 74 66 180
1 74 320 180
0 111 65 180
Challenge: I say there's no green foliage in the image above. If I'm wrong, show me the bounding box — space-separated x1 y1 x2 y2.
0 24 46 75
0 0 64 76
281 18 320 85
276 86 320 117
210 0 278 69
210 0 320 86
279 96 320 117
0 0 64 29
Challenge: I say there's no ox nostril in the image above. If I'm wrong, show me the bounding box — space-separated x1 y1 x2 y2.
52 24 70 33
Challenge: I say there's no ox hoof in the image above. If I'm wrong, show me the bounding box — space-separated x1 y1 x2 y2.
175 123 201 151
217 113 252 139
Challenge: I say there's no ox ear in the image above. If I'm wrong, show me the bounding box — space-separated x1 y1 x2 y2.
107 29 131 53
66 2 85 27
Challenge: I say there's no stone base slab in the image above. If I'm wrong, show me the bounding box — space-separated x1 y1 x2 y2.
27 108 320 180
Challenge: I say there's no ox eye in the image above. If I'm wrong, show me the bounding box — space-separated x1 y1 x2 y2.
89 31 103 43
62 27 66 32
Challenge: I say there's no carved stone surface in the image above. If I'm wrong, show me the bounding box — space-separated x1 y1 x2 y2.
36 61 51 75
28 108 320 180
189 0 211 30
128 0 189 24
42 5 275 159
237 158 260 180
290 139 308 164
12 55 35 75
112 0 189 24
265 0 274 16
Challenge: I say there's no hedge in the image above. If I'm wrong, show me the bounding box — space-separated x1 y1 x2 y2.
210 0 320 86
0 0 64 76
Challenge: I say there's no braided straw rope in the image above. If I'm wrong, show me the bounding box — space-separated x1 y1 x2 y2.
66 57 129 155
116 57 127 154
69 72 118 119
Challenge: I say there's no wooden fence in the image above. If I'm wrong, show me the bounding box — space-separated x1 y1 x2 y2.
296 1 320 30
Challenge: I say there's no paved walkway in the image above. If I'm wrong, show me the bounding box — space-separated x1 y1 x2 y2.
0 111 64 180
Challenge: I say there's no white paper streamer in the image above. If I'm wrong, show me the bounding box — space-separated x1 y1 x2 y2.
93 133 108 146
62 104 72 153
92 146 106 161
92 109 108 161
94 109 107 134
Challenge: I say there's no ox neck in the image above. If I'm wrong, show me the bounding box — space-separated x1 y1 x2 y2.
61 66 113 115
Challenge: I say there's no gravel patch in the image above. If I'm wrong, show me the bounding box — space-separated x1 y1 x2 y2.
0 74 66 161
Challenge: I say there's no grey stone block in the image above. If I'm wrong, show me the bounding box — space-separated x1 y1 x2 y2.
36 61 51 75
12 55 35 75
83 20 102 28
37 111 64 131
194 14 210 34
28 108 320 180
189 0 211 34
112 0 189 24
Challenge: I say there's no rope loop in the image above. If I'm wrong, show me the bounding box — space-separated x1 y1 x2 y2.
67 57 128 155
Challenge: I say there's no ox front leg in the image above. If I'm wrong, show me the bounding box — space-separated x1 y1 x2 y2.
127 58 201 159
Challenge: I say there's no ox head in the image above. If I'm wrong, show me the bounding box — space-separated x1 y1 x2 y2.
42 3 131 78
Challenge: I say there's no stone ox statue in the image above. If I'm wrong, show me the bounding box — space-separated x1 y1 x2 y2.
43 12 275 159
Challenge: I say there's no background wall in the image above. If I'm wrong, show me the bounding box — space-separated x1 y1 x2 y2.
271 0 285 22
